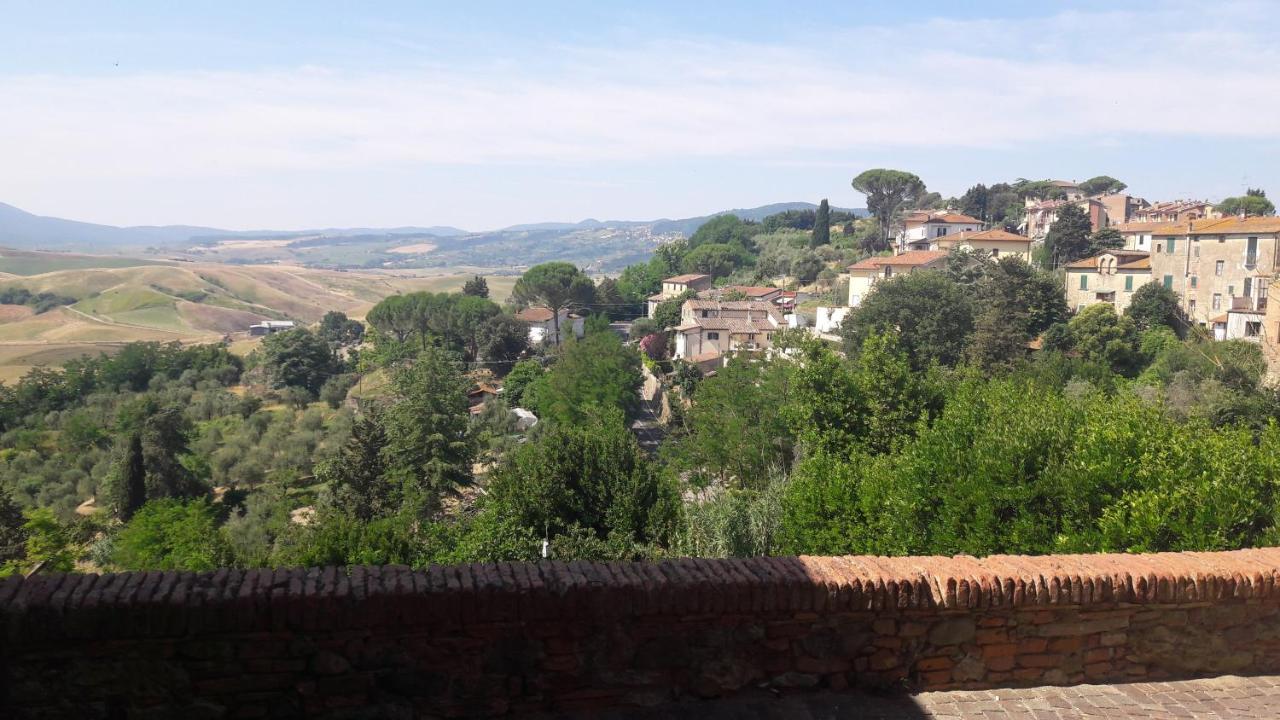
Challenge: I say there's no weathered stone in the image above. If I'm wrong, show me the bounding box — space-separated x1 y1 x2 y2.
928 618 976 646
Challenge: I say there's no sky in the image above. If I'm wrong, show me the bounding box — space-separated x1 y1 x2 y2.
3 0 1280 231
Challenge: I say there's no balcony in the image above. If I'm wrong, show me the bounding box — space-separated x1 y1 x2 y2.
1230 296 1268 313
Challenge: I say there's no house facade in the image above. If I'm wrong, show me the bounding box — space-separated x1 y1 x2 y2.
912 229 1033 262
1146 216 1280 338
1023 197 1106 239
672 299 783 368
695 285 785 304
1133 200 1220 224
847 250 949 307
1062 250 1153 314
514 307 585 345
898 212 983 252
646 273 713 317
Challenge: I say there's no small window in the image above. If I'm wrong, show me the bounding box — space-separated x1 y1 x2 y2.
1219 235 1226 243
1163 275 1173 290
1125 275 1134 291
1194 241 1200 258
1156 243 1162 253
1215 260 1224 276
1079 274 1088 290
701 309 709 318
706 331 720 340
1245 278 1253 297
1168 238 1177 253
1246 321 1262 337
1189 299 1196 314
1229 285 1235 296
991 249 999 257
1213 294 1222 310
1190 276 1198 289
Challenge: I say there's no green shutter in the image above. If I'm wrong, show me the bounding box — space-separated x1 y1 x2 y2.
1125 275 1133 291
1163 275 1173 290
1079 274 1087 290
1168 238 1176 253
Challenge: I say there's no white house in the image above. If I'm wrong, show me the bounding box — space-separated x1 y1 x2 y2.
672 300 782 369
249 320 296 336
847 250 949 307
514 307 585 345
647 273 713 317
898 212 984 252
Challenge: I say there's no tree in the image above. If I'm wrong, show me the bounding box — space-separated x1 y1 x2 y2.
1217 191 1275 217
317 311 364 346
688 215 759 253
811 199 831 248
1044 203 1094 266
140 407 205 500
0 485 26 567
112 499 230 571
316 413 392 521
462 275 490 298
381 346 474 508
958 184 991 221
841 271 974 370
483 411 678 552
259 328 340 396
1079 176 1127 196
790 250 825 285
977 257 1068 336
104 432 146 521
592 277 632 320
651 290 697 330
1126 282 1185 336
1069 304 1142 374
511 262 595 346
523 332 642 426
968 302 1031 372
681 243 742 279
1089 227 1125 255
476 315 529 366
502 359 544 408
851 169 926 252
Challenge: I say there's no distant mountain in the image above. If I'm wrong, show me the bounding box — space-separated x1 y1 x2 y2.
0 200 863 253
0 202 469 251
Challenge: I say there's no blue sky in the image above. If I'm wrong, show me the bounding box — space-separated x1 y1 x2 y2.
2 1 1278 231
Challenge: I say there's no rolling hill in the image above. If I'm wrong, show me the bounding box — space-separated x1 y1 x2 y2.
0 250 515 382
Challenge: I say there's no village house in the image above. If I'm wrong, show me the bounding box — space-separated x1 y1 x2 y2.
1114 221 1168 252
897 211 983 252
646 273 713 317
1146 216 1280 338
672 299 782 369
513 306 585 345
248 320 296 336
1022 197 1106 239
1133 199 1220 224
696 285 785 304
847 250 949 307
1062 250 1152 314
907 228 1033 262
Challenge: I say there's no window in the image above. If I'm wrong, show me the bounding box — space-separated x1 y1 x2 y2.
1246 321 1262 337
1229 285 1235 296
1219 235 1226 243
1194 239 1200 258
1168 238 1177 254
1189 299 1196 314
706 332 720 340
1213 294 1222 310
1190 275 1198 289
1162 275 1173 290
990 249 999 257
1247 236 1258 268
1125 275 1134 291
1245 278 1253 297
935 227 947 237
1216 260 1224 276
701 309 709 318
1079 274 1088 290
1156 243 1162 253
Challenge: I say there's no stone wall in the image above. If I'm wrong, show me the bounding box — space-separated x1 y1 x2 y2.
4 549 1280 718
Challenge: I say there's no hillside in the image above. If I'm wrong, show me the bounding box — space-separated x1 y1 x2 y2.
0 250 515 381
0 201 864 271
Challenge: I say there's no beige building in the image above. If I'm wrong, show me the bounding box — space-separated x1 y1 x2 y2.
646 273 713 317
1134 200 1220 224
1062 250 1153 314
1146 216 1280 338
1023 197 1106 239
672 299 782 368
897 211 983 253
847 250 949 307
908 229 1033 262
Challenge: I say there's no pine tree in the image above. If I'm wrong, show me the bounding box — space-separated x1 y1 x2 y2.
317 413 391 521
811 199 831 248
0 485 26 565
106 432 147 521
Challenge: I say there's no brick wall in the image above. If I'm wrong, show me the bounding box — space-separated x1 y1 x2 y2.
4 549 1280 717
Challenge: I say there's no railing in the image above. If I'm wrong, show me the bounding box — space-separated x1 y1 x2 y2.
1230 296 1268 312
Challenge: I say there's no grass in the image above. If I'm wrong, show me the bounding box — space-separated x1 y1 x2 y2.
0 254 161 276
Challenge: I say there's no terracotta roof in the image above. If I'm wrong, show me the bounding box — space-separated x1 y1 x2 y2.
923 213 983 224
514 307 556 322
1114 221 1172 233
941 229 1031 244
698 285 782 299
1210 313 1228 324
849 250 949 271
685 299 777 312
1184 216 1280 235
1062 250 1151 270
663 273 710 284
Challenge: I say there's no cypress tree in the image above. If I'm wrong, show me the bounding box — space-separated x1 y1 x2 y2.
811 199 831 248
108 432 147 521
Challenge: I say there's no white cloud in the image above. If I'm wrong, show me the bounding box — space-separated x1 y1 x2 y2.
1 2 1279 222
